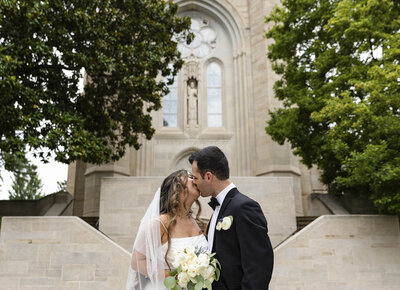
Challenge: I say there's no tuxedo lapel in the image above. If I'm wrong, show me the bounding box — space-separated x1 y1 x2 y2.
212 188 237 255
216 188 237 221
205 219 211 238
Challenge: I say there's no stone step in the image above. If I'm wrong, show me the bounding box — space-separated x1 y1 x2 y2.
296 216 319 232
79 216 99 230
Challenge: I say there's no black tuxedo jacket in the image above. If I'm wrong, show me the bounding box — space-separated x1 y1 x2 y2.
207 188 274 290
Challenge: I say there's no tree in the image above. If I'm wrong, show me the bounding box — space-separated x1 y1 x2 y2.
0 0 192 171
9 155 44 200
57 180 67 192
265 0 400 214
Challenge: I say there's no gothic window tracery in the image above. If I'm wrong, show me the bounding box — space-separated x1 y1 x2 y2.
162 16 223 129
177 18 216 59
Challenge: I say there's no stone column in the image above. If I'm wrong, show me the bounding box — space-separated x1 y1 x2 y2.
67 160 87 216
82 153 130 217
247 0 304 215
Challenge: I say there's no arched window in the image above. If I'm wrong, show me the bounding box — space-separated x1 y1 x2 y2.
207 62 222 127
163 77 178 127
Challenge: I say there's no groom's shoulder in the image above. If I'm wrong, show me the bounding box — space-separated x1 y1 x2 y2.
232 190 267 221
232 188 260 207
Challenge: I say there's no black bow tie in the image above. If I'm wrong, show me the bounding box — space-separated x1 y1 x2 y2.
208 197 220 210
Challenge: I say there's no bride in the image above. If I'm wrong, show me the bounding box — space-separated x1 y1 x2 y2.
126 169 208 290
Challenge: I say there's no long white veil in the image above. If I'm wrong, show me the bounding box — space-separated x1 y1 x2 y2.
126 188 166 290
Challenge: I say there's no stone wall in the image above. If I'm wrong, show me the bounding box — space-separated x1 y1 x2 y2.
270 215 400 290
1 215 399 289
99 176 297 251
0 217 130 290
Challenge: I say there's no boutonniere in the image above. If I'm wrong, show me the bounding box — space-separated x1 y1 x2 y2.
216 215 233 231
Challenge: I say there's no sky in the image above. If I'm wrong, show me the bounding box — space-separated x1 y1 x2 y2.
0 155 68 200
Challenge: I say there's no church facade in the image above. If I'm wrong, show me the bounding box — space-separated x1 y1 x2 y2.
67 0 324 219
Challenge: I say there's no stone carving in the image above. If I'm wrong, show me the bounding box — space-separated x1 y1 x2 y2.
187 79 198 125
178 17 217 59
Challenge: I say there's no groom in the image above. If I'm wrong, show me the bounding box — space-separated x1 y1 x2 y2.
189 146 274 289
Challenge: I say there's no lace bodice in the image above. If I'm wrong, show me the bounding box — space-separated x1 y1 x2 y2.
161 234 208 267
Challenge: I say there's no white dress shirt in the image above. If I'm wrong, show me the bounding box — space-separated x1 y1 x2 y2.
207 183 236 252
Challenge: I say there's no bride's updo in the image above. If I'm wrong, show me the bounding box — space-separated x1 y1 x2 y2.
159 169 203 269
160 169 189 216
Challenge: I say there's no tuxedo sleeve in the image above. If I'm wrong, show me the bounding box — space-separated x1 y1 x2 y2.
236 200 274 289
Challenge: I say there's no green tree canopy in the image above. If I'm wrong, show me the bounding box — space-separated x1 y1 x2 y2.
265 0 400 214
0 0 191 171
9 155 44 200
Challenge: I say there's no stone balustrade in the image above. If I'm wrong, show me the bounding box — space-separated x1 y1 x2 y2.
0 217 130 290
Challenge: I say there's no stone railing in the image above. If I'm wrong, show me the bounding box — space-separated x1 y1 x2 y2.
0 191 73 217
0 217 130 290
270 215 400 289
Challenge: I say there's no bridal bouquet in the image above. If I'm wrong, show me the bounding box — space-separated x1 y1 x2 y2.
164 246 221 290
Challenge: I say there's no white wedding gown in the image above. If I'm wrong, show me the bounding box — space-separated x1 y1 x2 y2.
127 234 208 290
162 234 208 265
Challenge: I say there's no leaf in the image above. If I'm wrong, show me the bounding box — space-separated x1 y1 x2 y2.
215 267 220 281
0 0 192 170
264 0 400 214
194 281 204 290
187 282 195 290
176 264 182 274
164 276 177 289
204 279 212 290
195 274 204 282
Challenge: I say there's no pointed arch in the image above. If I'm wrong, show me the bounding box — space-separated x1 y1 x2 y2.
176 0 246 57
171 147 200 171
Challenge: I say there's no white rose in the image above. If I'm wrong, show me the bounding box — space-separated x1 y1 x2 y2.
185 246 195 255
178 272 190 288
206 265 215 279
198 253 210 268
187 261 199 278
186 251 196 263
221 216 233 230
198 266 208 278
216 222 222 231
188 269 197 278
208 275 215 283
181 262 189 271
173 252 187 268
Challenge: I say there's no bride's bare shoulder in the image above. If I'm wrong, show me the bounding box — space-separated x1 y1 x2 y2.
159 213 170 224
159 214 171 233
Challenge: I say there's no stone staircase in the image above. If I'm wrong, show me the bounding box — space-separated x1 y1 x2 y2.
271 215 400 289
0 216 130 289
295 215 319 232
80 216 99 230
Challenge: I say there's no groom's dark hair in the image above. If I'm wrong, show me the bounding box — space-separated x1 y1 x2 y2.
189 146 229 180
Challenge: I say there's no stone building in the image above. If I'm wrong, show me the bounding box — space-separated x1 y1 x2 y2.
67 0 325 221
2 2 400 289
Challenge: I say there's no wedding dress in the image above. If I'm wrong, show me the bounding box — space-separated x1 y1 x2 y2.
162 234 208 265
126 188 208 290
148 234 208 290
127 234 208 290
